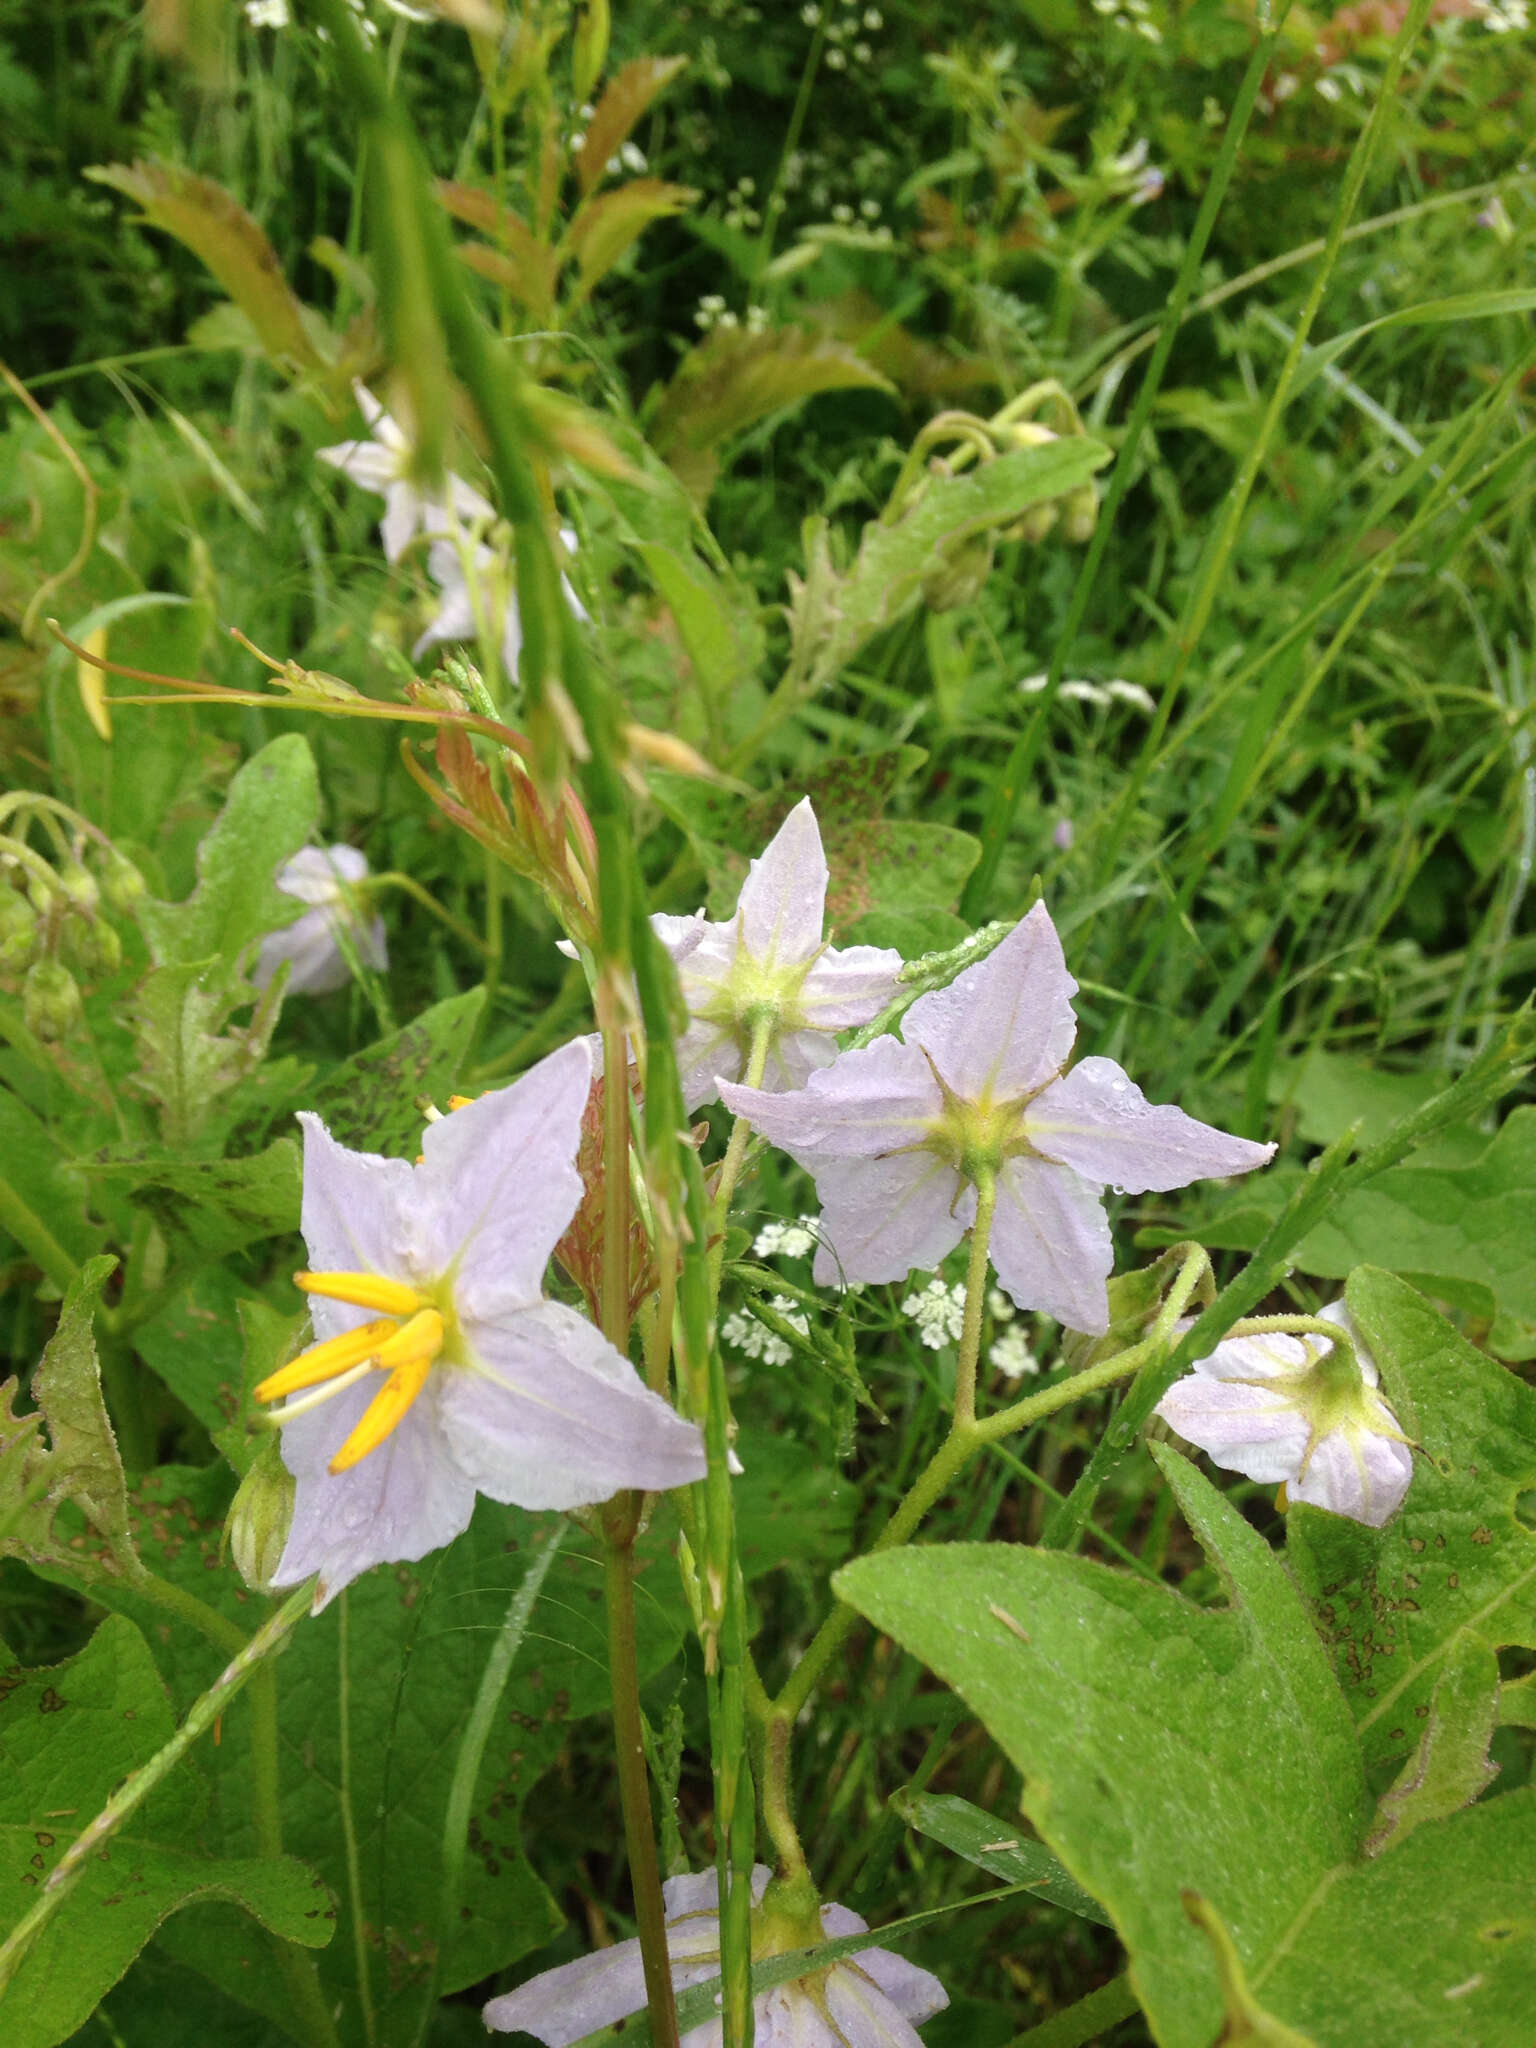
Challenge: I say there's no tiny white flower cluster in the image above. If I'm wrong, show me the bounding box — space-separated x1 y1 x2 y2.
1474 0 1528 29
754 1215 821 1259
694 296 770 336
1090 0 1162 42
1020 674 1156 714
813 3 881 68
989 1325 1040 1380
725 176 761 232
245 0 290 25
902 1278 967 1351
722 1296 810 1367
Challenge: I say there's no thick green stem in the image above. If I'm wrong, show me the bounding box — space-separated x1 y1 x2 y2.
605 1532 681 2048
0 1172 77 1296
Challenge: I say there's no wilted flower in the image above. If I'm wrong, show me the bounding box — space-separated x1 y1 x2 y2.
1156 1299 1413 1526
254 844 388 996
483 1865 948 2046
719 903 1273 1334
656 799 903 1111
258 1038 706 1605
317 381 493 563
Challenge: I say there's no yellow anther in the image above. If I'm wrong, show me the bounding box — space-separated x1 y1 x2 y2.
296 1270 424 1318
328 1331 440 1473
447 1094 476 1111
254 1318 398 1404
372 1307 444 1374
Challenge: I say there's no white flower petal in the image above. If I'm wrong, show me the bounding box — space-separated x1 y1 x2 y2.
316 439 397 492
809 1154 970 1289
1156 1376 1311 1484
441 1299 706 1507
1024 1056 1275 1193
719 1039 939 1158
1315 1298 1381 1386
482 1938 651 2043
818 1907 947 2022
992 1154 1115 1333
255 906 351 994
901 901 1077 1100
1293 1425 1413 1527
278 843 369 902
676 1016 743 1112
823 1966 934 2047
415 1040 591 1309
798 943 903 1029
736 797 828 967
294 1112 419 1340
271 1374 477 1606
380 482 420 563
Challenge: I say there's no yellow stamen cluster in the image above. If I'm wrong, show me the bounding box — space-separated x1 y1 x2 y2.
254 1271 446 1474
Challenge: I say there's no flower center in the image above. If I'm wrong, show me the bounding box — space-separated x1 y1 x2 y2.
254 1270 447 1474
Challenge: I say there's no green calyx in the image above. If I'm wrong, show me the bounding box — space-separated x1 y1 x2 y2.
917 1048 1036 1182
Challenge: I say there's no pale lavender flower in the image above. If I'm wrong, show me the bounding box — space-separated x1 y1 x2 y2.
483 1865 948 2047
413 526 586 678
656 798 903 1111
1156 1299 1413 1526
253 844 388 996
317 381 493 563
719 902 1273 1334
257 1038 705 1606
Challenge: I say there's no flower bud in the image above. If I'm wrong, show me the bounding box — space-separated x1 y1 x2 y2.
23 957 82 1041
65 914 122 981
96 846 147 915
57 862 101 916
0 889 38 974
1062 481 1098 543
225 1439 296 1594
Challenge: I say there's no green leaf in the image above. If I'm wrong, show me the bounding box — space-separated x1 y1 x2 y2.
0 1613 333 2048
131 1268 263 1455
649 326 895 500
0 1082 105 1268
890 1790 1110 1925
733 1426 856 1584
632 541 766 728
90 1138 301 1258
567 179 697 302
791 438 1110 693
93 1480 689 2045
0 1255 132 1586
83 160 328 372
837 1442 1536 2044
306 987 486 1156
573 56 688 198
834 1453 1368 2047
137 736 319 973
1287 1270 1536 1797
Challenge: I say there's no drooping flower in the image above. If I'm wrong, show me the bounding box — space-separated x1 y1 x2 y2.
1156 1299 1413 1526
413 526 587 680
656 798 903 1112
317 381 493 563
253 844 388 996
719 902 1274 1335
258 1038 706 1605
483 1865 948 2047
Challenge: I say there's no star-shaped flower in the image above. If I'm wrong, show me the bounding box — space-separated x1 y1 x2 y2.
317 381 494 563
257 1038 706 1605
657 798 903 1112
413 526 587 678
1156 1299 1413 1526
253 844 388 996
483 1865 948 2047
719 902 1274 1334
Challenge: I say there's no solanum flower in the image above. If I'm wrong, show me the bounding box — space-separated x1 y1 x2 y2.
483 1865 948 2047
253 844 388 996
317 381 493 562
258 1038 706 1605
413 526 586 679
719 902 1273 1334
1156 1299 1413 1526
657 798 903 1111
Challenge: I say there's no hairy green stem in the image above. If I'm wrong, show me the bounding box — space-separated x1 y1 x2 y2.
0 1171 78 1296
337 1589 377 2048
952 1173 997 1430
